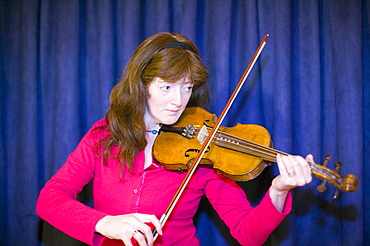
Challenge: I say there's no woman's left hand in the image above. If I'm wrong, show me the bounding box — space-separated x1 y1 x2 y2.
272 154 313 192
269 154 313 212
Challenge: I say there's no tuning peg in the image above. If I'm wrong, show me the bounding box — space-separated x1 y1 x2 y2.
332 161 342 201
332 188 340 201
334 161 343 170
317 155 331 193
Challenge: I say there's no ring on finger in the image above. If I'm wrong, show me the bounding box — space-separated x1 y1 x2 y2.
287 171 296 177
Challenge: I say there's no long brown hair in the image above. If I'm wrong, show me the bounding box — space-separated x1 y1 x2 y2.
98 32 209 172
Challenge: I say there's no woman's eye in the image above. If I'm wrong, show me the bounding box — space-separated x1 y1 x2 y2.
161 86 171 91
183 83 194 92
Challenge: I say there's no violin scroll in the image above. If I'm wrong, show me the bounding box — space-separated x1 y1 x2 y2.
313 155 358 200
340 174 358 193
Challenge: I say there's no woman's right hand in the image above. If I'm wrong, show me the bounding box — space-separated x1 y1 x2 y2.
95 213 163 246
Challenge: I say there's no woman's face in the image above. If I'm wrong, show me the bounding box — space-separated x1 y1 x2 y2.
145 77 193 127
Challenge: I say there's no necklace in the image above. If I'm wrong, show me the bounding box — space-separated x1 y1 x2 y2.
146 130 159 134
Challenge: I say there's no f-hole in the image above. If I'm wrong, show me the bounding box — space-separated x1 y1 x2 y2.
185 147 210 157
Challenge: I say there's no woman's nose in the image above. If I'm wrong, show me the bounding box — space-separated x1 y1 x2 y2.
171 89 182 107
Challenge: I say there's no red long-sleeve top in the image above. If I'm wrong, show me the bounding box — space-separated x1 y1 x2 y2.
36 119 292 246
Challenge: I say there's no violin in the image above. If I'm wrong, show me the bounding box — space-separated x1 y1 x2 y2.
154 106 358 194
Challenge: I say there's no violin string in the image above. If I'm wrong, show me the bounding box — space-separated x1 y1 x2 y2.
192 128 275 159
212 130 340 182
197 127 307 164
192 126 348 188
214 130 285 161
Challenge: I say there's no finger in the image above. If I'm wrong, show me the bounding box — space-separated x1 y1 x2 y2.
137 225 154 246
122 235 133 246
279 154 311 188
276 154 287 176
302 154 313 183
132 231 148 246
121 216 145 246
291 155 311 185
147 215 162 236
277 154 296 177
136 214 162 236
305 153 314 162
288 155 314 186
132 215 160 245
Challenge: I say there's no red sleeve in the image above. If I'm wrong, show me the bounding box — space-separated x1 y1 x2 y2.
202 170 292 246
36 121 108 245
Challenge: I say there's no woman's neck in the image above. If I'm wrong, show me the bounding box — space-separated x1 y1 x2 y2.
144 131 158 169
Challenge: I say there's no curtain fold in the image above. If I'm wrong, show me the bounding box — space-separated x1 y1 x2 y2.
0 0 368 245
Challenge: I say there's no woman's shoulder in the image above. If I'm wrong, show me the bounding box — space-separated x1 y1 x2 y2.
83 119 110 143
92 118 109 128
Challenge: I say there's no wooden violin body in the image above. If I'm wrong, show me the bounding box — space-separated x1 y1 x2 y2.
154 107 272 181
153 107 358 193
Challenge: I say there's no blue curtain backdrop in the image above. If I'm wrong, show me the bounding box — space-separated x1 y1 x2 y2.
0 0 368 245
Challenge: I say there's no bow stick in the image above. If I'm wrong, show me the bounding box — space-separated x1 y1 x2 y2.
153 34 270 241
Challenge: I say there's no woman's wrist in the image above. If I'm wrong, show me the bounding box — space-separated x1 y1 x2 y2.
95 216 109 234
270 185 290 196
269 186 289 212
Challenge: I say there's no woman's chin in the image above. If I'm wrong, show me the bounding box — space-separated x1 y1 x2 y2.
160 116 182 126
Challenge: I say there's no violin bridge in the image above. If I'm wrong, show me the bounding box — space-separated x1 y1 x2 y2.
197 125 209 145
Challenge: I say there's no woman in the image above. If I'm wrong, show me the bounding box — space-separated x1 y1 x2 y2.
36 32 313 246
